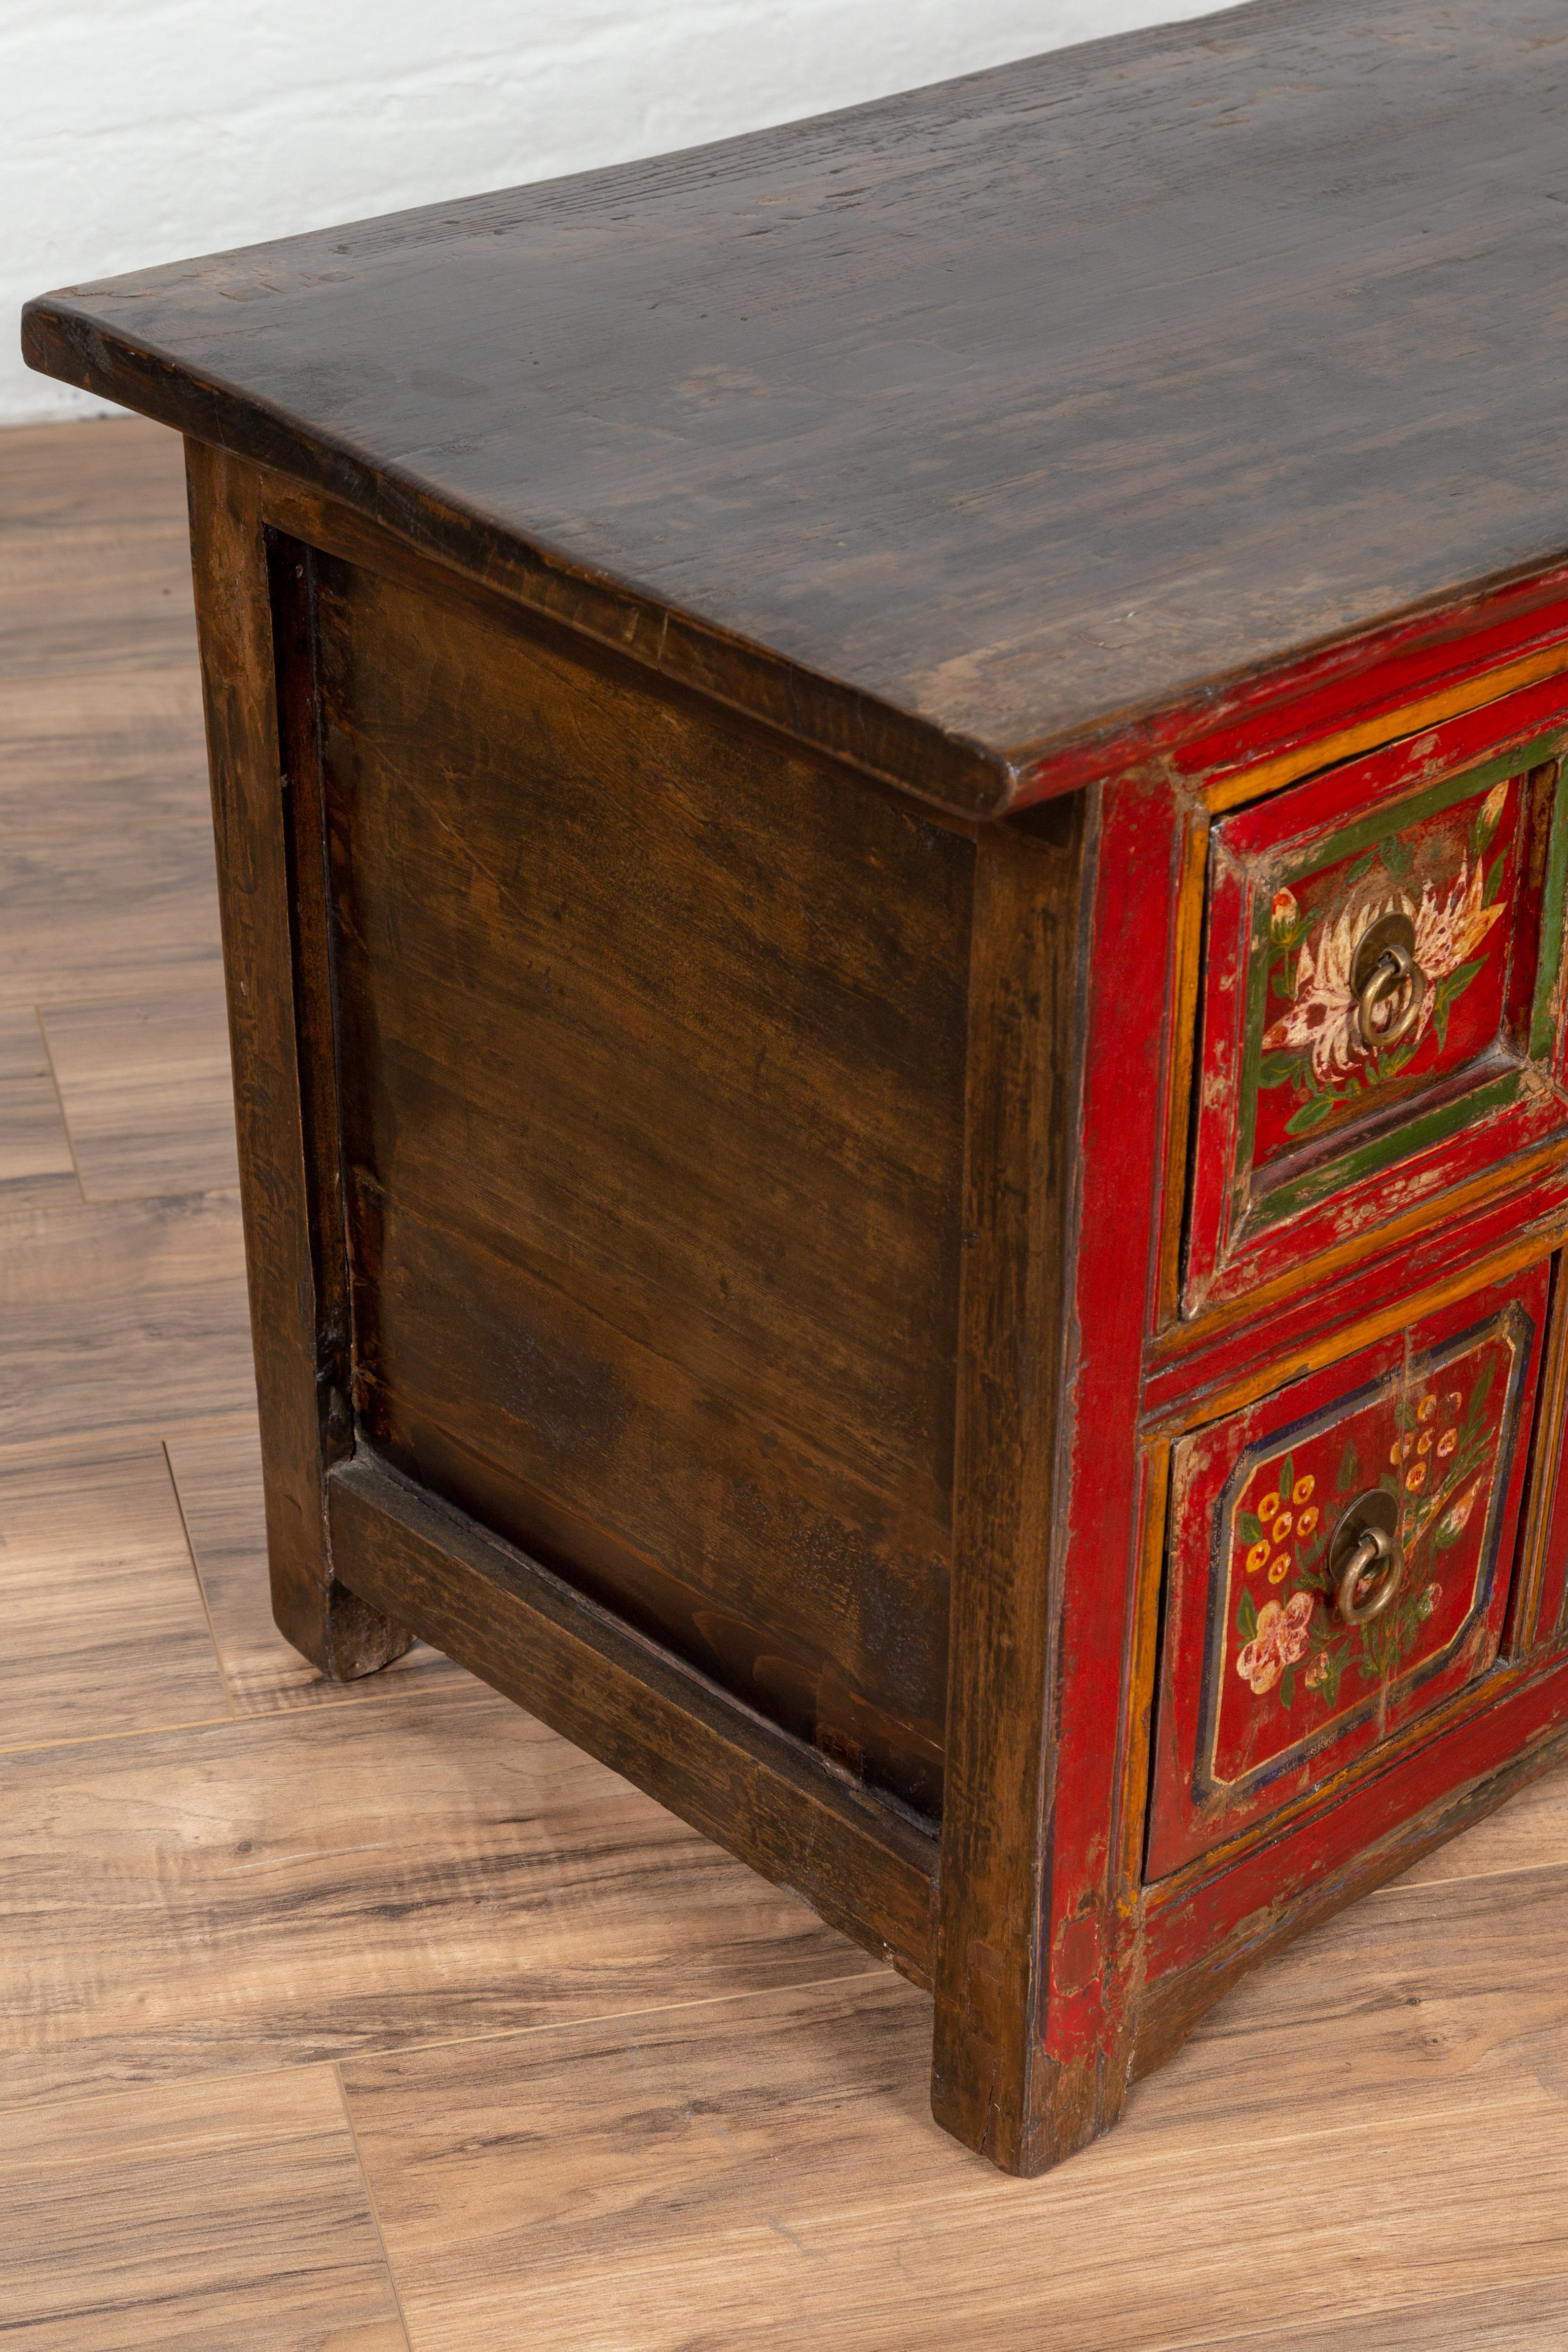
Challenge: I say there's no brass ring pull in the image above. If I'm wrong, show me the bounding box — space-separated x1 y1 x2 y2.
1351 912 1426 1053
1335 1528 1401 1624
1329 1488 1403 1626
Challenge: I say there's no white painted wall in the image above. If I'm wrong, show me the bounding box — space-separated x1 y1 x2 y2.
5 0 1222 426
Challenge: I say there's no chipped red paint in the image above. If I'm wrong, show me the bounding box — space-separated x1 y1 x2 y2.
1147 1262 1546 1878
1039 770 1188 2106
1184 679 1568 1315
1034 634 1568 2153
1250 775 1521 1171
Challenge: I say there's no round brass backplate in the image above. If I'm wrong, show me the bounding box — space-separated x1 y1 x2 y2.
1351 910 1425 1052
1328 1486 1403 1625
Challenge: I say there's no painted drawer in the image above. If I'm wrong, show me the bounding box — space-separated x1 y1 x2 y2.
1184 686 1568 1313
1146 1257 1552 1880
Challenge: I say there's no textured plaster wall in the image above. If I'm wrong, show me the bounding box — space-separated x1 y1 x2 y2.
6 0 1222 423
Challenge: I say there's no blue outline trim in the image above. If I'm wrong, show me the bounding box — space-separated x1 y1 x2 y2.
1189 1302 1531 1817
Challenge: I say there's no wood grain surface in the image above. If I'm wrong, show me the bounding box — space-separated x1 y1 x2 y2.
42 988 240 1201
166 1422 462 1713
0 414 190 533
0 1005 76 1210
0 817 222 1008
341 1933 1568 2352
0 1190 252 1455
0 520 197 681
0 1443 227 1749
0 2066 408 2350
0 669 208 833
24 1 1568 806
10 405 1568 2344
1 1683 874 2109
1160 2286 1568 2352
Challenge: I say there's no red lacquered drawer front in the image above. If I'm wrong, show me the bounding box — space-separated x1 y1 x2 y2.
1147 1258 1551 1879
1184 684 1568 1315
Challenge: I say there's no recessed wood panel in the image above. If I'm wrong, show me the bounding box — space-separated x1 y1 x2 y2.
316 554 970 1815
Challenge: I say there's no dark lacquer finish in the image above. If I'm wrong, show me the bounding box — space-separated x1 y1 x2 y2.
24 0 1568 816
26 0 1568 2177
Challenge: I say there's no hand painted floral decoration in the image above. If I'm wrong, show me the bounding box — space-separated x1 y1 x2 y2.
1221 1338 1508 1769
1235 1592 1314 1694
1256 778 1512 1152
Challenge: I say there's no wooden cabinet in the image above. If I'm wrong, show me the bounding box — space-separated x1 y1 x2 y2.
26 0 1568 2178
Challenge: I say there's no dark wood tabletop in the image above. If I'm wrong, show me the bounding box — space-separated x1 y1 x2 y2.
24 0 1568 812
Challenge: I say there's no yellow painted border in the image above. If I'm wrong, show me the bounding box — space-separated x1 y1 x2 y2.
1116 1441 1173 1890
1144 1213 1568 1438
1151 1137 1568 1377
1201 641 1568 815
1509 1255 1568 1653
1153 807 1212 1327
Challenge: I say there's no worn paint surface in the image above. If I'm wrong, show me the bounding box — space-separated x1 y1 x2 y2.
1252 772 1519 1172
1147 1262 1548 1878
1184 690 1568 1314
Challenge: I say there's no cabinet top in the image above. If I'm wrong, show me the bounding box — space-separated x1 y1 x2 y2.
24 0 1568 818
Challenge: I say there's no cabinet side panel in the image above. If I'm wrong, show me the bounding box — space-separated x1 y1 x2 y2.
183 446 408 1677
316 551 972 1814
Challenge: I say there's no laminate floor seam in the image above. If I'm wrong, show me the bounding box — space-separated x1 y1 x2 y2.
32 983 227 1014
161 1434 239 1722
34 998 88 1205
1373 1852 1568 1897
1145 2269 1568 2352
0 1408 261 1470
0 2054 346 2126
801 2082 1568 2200
0 1179 240 1232
0 1675 491 1758
0 1712 236 1759
332 1964 897 2079
0 1969 893 2130
331 2062 416 2352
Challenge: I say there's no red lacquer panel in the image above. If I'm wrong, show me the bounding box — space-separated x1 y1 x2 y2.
1147 1258 1550 1879
1184 678 1568 1315
1251 770 1522 1174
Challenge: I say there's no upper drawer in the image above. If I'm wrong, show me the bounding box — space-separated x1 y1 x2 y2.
1184 689 1568 1314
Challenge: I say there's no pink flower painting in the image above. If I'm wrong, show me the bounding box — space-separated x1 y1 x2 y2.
1235 1593 1314 1695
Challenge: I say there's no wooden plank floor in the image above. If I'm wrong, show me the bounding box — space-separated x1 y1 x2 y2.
3 418 1567 2349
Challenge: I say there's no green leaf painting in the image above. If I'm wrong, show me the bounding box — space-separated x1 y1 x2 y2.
1252 777 1515 1177
1220 1329 1513 1789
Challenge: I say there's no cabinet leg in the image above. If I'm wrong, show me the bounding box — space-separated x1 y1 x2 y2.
264 1477 413 1681
930 1983 1134 2177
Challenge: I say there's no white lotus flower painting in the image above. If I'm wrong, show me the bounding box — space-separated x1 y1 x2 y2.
1254 776 1514 1163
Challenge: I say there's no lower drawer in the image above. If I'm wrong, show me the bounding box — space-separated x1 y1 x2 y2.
1147 1256 1554 1879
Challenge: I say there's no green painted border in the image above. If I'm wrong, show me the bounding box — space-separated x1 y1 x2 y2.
1530 752 1568 1061
1257 1066 1526 1226
1232 722 1568 1247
